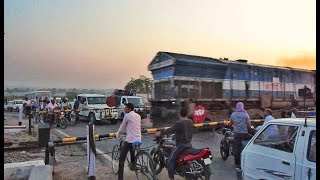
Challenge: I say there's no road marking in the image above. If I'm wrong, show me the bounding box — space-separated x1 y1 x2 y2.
53 128 113 162
53 128 132 174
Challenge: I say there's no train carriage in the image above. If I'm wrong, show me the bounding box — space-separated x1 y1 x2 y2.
148 52 315 115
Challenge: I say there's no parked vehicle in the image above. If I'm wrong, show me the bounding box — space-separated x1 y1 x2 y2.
241 113 316 180
219 128 235 160
150 134 213 180
77 94 118 124
7 99 23 112
25 91 52 104
107 89 147 119
219 127 256 161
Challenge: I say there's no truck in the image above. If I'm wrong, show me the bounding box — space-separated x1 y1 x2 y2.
106 89 147 119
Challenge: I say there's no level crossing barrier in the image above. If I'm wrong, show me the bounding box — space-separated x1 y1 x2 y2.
43 118 264 179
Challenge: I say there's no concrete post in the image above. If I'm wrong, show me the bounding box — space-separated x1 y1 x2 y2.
87 123 96 180
18 106 23 126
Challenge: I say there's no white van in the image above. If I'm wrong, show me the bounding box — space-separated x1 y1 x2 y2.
77 94 118 124
241 117 316 180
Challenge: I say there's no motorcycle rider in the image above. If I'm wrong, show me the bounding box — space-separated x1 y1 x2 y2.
115 103 141 180
60 98 71 110
155 108 194 180
46 99 60 127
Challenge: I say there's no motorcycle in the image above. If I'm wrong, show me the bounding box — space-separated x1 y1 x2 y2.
219 127 256 160
219 128 234 160
150 134 213 180
59 109 76 129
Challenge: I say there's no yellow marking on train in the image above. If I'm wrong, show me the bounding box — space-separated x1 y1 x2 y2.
109 133 116 137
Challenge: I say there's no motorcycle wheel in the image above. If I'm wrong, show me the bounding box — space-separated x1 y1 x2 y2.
220 138 229 160
149 147 165 175
60 117 67 129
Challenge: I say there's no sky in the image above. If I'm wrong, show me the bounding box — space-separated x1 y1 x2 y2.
4 0 316 89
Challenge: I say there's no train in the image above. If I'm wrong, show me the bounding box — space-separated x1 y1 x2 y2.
148 51 316 119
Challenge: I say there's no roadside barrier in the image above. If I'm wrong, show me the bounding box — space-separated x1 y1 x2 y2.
47 119 264 145
43 118 264 177
36 107 118 114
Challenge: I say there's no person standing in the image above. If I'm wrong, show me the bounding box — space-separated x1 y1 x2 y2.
73 96 80 121
22 97 31 116
228 102 252 172
115 103 141 180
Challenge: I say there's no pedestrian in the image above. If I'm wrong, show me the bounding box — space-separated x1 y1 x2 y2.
22 97 31 116
228 102 252 172
73 96 80 121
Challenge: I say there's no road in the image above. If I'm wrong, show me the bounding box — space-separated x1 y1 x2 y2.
6 111 242 180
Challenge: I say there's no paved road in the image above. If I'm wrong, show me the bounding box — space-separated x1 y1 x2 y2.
6 111 242 180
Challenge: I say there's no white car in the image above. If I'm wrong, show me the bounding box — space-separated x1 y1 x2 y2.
77 94 118 124
241 116 316 180
7 100 24 112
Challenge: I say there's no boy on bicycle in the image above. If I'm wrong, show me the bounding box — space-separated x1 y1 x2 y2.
115 103 141 180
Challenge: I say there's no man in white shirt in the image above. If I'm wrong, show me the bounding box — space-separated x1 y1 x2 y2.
115 103 141 180
256 108 277 138
46 99 59 126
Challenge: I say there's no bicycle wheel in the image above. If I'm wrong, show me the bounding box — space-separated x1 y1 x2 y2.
149 147 164 175
134 150 156 180
112 144 121 174
60 117 67 129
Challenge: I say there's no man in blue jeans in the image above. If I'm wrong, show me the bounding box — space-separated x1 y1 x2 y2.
155 108 194 180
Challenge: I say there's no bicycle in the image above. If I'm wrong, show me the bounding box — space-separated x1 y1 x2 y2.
111 135 156 180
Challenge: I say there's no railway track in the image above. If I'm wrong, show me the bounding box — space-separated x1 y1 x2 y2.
4 141 43 152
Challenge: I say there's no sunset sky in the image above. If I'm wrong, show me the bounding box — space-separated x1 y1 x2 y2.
4 0 316 89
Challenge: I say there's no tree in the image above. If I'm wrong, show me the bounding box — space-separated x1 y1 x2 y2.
124 75 153 94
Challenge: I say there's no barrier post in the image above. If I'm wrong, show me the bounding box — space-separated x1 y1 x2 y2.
87 122 96 180
29 115 32 134
18 106 23 126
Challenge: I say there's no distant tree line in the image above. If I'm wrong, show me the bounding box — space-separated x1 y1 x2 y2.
124 75 153 94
